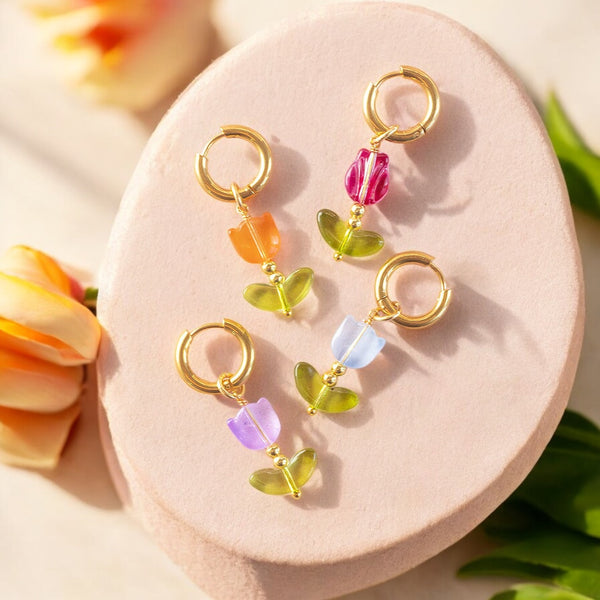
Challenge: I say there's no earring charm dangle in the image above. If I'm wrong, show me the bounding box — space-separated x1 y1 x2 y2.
317 66 440 261
176 318 317 498
195 125 314 317
294 251 452 414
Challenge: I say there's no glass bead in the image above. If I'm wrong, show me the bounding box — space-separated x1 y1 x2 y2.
243 267 313 313
249 448 317 495
331 315 385 369
228 212 280 263
227 397 281 450
294 361 359 413
344 149 390 205
317 209 384 257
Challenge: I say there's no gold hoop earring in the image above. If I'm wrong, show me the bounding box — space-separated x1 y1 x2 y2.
317 66 441 261
175 318 317 498
195 125 313 318
374 251 452 328
294 251 451 415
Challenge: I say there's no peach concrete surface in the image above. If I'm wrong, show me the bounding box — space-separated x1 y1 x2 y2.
96 3 584 599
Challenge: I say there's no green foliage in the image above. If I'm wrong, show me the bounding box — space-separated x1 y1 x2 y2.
491 584 595 600
83 286 98 314
459 410 600 599
545 94 600 218
511 411 600 538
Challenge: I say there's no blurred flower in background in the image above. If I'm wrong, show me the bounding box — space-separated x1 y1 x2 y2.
25 0 215 110
0 246 100 469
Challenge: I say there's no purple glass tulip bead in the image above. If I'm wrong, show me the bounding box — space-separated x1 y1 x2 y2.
227 397 281 450
345 148 390 205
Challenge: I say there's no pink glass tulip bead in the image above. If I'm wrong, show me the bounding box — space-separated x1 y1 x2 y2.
344 149 390 205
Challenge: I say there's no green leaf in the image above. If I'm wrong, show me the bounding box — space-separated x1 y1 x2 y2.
551 411 600 458
491 583 594 600
459 556 561 580
458 530 600 598
461 560 600 598
83 286 98 314
482 502 556 542
459 412 600 600
551 428 600 459
83 287 98 302
545 93 600 218
559 412 600 436
497 410 600 538
460 528 600 575
513 449 600 538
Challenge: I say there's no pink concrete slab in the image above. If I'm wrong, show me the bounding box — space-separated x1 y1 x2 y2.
96 2 584 599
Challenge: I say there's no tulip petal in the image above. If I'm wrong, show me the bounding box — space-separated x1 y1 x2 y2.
0 274 100 364
0 245 71 296
0 348 83 413
0 319 84 366
0 402 80 469
29 0 214 110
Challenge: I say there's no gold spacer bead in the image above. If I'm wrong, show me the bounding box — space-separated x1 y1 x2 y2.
261 260 277 274
331 361 347 376
348 217 362 229
292 490 302 499
282 309 292 317
266 443 280 457
322 372 337 387
333 252 343 261
307 406 317 416
269 272 284 285
274 456 288 468
350 204 365 217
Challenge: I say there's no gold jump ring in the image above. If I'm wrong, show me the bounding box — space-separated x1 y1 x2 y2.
175 318 255 394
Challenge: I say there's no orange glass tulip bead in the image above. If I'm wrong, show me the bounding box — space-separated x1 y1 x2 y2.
195 125 314 317
228 213 280 263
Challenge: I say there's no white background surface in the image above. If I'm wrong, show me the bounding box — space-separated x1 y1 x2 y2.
0 1 599 599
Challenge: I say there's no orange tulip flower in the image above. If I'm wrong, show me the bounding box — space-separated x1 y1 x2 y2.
26 0 214 109
0 246 100 469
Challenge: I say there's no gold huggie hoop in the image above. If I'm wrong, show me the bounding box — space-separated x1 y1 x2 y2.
175 320 318 498
195 125 272 202
175 318 255 394
363 65 440 143
374 251 452 328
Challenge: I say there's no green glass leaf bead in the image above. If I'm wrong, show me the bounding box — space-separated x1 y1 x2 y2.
243 267 313 314
294 362 359 413
282 267 313 307
317 208 384 258
249 448 317 496
243 282 282 312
